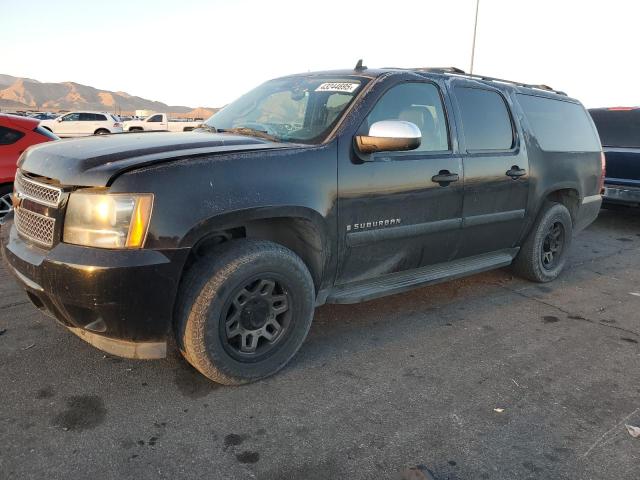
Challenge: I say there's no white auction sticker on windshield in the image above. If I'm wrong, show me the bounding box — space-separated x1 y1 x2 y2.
315 82 360 93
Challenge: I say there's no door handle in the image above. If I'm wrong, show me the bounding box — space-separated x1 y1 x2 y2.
431 170 460 187
506 166 526 179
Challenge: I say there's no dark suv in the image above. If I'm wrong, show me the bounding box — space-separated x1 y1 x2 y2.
589 107 640 207
1 66 604 384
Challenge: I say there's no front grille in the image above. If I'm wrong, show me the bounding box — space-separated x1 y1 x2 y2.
14 207 56 247
15 173 62 207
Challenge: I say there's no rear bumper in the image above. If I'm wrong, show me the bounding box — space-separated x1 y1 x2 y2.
602 184 640 206
1 218 189 359
574 194 602 232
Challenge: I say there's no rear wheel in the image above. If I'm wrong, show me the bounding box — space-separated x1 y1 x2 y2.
0 184 13 219
94 129 110 135
175 240 315 384
512 202 573 282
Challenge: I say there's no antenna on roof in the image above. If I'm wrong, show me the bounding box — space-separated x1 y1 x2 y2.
354 59 367 71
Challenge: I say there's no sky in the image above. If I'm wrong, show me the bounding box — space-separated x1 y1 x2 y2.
1 0 638 108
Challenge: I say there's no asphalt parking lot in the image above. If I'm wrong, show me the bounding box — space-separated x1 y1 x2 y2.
1 207 639 480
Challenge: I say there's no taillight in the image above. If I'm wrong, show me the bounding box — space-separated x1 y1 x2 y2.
599 151 606 192
114 122 121 128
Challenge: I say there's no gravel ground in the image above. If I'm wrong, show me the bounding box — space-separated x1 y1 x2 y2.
1 207 639 480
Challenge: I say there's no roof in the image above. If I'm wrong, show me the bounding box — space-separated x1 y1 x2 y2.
283 66 569 97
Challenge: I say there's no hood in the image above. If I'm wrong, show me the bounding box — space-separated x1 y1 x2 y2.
18 131 286 186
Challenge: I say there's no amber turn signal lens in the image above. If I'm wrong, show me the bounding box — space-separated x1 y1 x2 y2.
126 195 153 248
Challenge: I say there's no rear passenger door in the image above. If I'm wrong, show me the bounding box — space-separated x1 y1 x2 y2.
78 112 99 135
92 113 108 132
450 82 530 258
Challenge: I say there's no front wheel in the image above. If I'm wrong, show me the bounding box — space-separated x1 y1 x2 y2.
512 202 573 283
175 240 315 385
0 184 13 219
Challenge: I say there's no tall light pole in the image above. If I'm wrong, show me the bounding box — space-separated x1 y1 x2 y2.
470 0 480 74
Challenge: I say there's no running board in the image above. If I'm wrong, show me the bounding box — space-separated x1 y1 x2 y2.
325 249 518 304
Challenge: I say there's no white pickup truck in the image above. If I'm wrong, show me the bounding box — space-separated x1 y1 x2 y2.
123 113 203 132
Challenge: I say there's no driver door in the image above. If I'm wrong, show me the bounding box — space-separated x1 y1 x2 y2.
147 114 167 131
336 81 464 285
57 112 80 136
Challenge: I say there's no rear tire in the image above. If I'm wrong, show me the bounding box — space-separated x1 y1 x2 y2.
94 129 110 135
175 240 315 385
512 202 573 283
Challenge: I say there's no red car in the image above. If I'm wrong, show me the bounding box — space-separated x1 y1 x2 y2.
1 114 58 217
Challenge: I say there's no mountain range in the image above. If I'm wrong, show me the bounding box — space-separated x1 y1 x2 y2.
0 74 217 117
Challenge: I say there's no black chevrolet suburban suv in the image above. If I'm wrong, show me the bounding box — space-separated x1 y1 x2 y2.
1 66 604 384
589 107 640 207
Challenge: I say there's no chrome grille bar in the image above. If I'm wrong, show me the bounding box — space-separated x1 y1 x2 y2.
14 207 56 248
15 172 62 208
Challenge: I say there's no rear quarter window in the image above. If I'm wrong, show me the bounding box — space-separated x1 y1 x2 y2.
0 126 25 145
517 94 601 152
589 109 640 148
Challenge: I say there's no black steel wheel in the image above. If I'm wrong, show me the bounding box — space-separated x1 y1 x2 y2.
221 275 292 361
512 202 573 283
541 221 565 270
175 239 315 385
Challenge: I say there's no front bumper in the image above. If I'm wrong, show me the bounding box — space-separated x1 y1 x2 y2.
1 218 189 359
603 184 640 206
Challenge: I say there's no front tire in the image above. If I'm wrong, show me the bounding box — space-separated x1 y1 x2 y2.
0 184 13 219
512 202 573 283
175 240 315 385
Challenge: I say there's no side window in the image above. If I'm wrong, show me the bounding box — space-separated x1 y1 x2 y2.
148 114 163 122
364 82 449 152
0 126 25 145
62 113 80 122
79 113 93 121
95 114 107 121
455 87 514 151
517 94 601 152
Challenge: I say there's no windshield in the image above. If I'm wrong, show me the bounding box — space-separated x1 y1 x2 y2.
204 76 368 144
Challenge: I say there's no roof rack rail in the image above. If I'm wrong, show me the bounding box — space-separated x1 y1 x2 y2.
413 67 567 96
414 67 467 74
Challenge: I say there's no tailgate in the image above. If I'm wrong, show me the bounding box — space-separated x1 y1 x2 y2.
604 148 640 186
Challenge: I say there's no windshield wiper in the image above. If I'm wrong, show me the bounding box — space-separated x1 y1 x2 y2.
216 127 280 142
198 124 217 133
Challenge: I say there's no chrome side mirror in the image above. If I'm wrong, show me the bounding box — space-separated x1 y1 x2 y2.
355 120 421 154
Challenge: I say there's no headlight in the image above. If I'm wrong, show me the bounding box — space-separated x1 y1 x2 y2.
63 191 154 249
